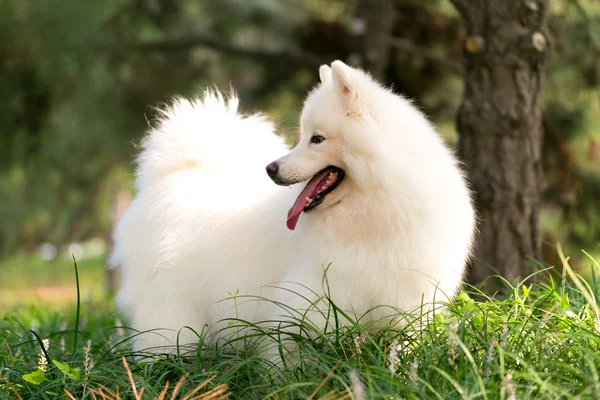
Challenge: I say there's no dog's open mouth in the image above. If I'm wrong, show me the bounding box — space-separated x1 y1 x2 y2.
287 166 345 230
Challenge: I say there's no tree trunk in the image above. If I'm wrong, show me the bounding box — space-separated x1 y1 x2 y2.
451 0 549 284
352 0 396 80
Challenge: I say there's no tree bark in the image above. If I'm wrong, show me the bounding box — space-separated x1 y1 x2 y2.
451 0 549 284
353 0 396 80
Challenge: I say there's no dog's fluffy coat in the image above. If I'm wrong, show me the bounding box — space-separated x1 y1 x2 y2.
111 61 476 354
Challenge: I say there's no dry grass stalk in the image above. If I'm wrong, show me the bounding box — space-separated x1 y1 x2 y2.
65 356 228 399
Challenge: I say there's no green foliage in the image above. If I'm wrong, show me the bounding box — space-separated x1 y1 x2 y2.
22 369 46 385
0 0 599 262
52 360 81 381
2 256 600 398
542 1 600 252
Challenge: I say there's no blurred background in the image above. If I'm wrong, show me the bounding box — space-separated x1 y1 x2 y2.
0 0 599 308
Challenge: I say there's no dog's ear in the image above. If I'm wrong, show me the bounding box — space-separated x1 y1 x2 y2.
331 60 362 116
319 65 332 84
331 61 353 96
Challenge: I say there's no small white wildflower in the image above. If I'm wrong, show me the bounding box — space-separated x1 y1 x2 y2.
447 331 460 366
388 339 399 374
38 339 50 371
503 373 516 399
447 331 460 349
350 371 365 400
449 318 459 331
447 318 460 342
115 318 124 338
500 325 509 347
354 334 367 358
486 337 496 364
409 359 419 386
447 319 460 366
59 322 67 353
83 339 94 374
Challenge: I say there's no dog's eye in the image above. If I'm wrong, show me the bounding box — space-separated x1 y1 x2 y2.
310 134 325 144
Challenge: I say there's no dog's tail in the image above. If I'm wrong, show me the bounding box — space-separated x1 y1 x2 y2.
134 89 284 191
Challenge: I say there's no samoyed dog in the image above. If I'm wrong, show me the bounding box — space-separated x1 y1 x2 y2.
111 60 475 355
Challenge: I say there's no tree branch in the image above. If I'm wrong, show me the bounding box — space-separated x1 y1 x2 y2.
134 35 329 70
386 37 464 74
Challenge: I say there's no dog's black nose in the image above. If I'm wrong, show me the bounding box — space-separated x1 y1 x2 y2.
265 161 279 177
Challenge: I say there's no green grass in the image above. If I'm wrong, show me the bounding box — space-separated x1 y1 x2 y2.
2 254 600 399
0 255 106 290
0 255 106 308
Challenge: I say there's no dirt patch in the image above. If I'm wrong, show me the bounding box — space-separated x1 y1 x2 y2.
0 284 97 307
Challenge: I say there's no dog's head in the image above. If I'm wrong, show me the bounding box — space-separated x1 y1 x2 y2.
266 60 385 230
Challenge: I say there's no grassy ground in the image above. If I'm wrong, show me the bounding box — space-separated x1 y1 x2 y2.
0 255 106 308
2 252 600 399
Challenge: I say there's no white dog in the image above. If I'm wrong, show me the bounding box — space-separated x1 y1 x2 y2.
111 61 475 354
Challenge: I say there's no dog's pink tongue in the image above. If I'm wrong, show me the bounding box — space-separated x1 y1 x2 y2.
286 170 329 230
286 205 303 231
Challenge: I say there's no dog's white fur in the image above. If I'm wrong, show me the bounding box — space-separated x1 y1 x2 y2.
111 61 476 354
